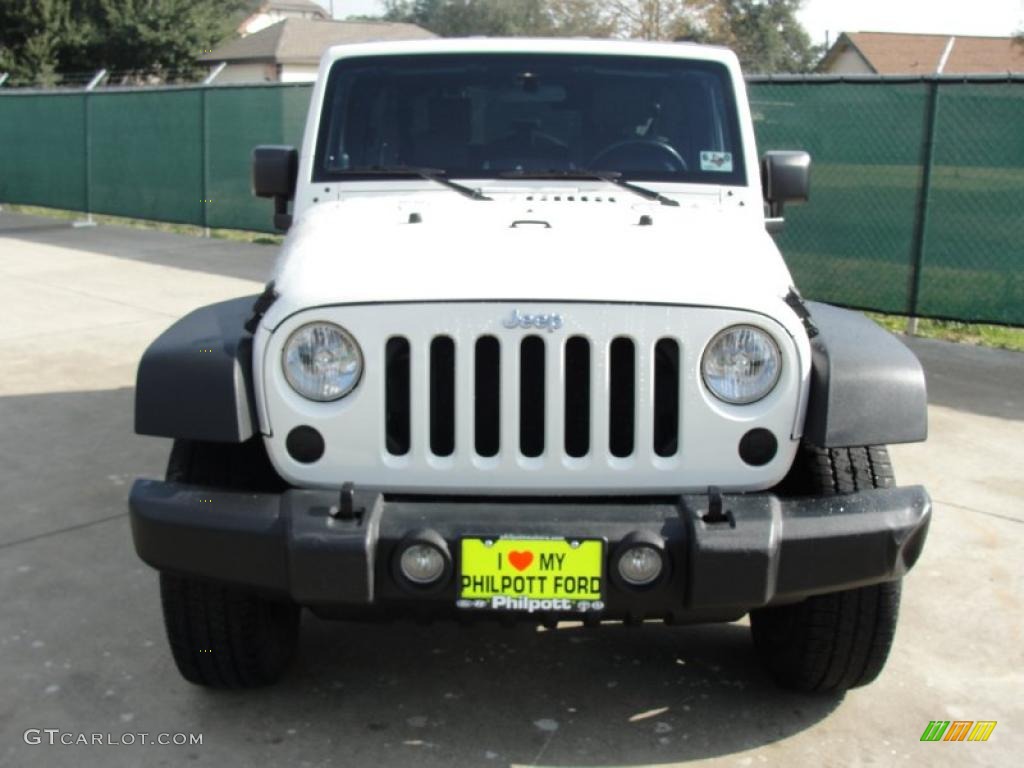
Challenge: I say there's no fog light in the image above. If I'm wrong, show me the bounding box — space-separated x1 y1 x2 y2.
617 545 663 586
399 544 445 585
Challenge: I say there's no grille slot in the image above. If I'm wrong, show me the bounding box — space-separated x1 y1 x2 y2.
384 336 410 456
381 324 685 463
564 336 591 457
608 337 636 458
653 338 680 457
429 336 455 457
474 336 501 458
519 335 546 457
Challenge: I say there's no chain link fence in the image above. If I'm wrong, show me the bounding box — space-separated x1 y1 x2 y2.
750 75 1024 326
0 77 1021 325
0 83 309 231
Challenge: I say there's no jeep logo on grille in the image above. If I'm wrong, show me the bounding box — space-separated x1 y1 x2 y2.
502 309 563 333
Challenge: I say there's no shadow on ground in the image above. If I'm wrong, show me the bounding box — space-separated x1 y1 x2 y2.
0 387 840 767
0 212 276 283
904 337 1023 422
181 617 842 766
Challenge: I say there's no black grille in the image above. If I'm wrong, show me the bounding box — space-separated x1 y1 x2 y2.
519 335 546 458
383 330 680 461
384 336 410 456
564 336 590 458
429 336 455 457
474 335 500 458
608 337 636 458
653 338 680 457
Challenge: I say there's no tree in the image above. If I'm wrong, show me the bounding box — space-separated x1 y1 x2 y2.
606 0 713 41
546 0 617 37
0 0 247 86
71 0 249 81
0 0 78 86
606 0 818 71
383 0 819 72
384 0 552 36
705 0 820 73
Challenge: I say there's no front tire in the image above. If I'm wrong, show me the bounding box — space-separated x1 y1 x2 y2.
750 445 902 693
159 439 299 688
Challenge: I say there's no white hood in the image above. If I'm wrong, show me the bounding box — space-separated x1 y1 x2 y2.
263 194 796 328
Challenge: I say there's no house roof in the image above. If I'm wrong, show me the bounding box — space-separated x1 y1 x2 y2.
253 0 328 17
820 31 1024 75
202 18 437 65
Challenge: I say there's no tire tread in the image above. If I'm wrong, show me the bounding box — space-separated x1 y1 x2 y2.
158 439 299 689
751 445 902 693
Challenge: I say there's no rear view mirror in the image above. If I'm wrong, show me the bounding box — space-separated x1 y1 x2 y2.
761 151 811 221
252 145 298 230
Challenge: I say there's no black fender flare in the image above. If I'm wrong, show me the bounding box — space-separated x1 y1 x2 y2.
803 302 928 448
135 296 260 443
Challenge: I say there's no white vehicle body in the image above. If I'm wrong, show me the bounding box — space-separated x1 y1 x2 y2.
253 38 812 494
130 37 932 690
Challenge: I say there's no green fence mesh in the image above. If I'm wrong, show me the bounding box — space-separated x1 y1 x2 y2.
89 89 204 224
916 83 1024 325
0 92 87 211
0 83 311 233
750 82 930 315
0 79 1021 326
749 78 1024 326
204 85 310 232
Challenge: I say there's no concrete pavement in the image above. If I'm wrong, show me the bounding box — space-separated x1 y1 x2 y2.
0 211 1021 767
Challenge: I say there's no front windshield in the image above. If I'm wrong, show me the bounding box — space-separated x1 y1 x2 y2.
313 53 746 186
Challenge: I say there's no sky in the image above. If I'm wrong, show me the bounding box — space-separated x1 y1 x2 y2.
315 0 1024 47
798 0 1022 47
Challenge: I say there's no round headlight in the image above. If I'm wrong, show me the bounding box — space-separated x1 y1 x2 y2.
701 325 781 404
283 322 362 401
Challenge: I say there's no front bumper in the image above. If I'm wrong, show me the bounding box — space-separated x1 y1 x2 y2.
128 481 930 622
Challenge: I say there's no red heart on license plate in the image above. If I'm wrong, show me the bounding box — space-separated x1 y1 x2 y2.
508 551 533 571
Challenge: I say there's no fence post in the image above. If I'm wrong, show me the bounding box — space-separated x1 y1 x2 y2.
201 86 210 237
906 78 941 335
73 69 106 228
72 89 96 228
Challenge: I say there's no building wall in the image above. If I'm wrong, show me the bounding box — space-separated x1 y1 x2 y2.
823 47 874 75
210 62 276 84
279 64 320 83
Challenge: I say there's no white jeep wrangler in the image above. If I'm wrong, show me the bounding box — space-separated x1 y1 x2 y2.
129 39 931 692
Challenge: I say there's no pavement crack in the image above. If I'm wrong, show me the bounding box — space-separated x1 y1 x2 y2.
935 498 1023 524
2 272 184 319
0 317 165 344
0 512 128 550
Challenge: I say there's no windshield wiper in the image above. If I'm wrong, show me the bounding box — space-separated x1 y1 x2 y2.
498 169 679 207
329 166 492 201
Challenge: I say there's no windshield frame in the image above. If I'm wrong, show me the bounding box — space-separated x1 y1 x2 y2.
312 52 748 188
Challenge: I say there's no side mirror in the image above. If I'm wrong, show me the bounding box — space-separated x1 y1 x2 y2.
252 145 298 230
761 151 811 223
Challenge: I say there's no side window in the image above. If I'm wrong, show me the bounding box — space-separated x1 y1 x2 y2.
320 80 349 171
709 79 730 151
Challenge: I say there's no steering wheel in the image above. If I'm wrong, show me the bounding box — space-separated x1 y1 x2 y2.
589 139 688 172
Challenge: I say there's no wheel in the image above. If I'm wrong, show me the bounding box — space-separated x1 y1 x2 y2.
159 439 299 688
750 445 902 693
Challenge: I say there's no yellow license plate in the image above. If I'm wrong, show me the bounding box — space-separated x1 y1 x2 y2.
459 537 604 613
